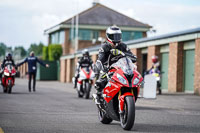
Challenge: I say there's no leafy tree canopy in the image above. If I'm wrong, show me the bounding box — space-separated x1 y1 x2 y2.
14 46 27 57
0 42 7 56
28 42 44 56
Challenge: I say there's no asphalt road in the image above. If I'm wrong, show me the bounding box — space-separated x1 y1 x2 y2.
0 78 200 133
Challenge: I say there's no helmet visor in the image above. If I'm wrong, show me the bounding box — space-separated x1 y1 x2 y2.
108 33 121 42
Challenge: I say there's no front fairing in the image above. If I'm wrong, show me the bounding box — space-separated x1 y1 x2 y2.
111 68 143 88
79 68 95 80
103 57 143 103
103 80 122 103
4 65 16 77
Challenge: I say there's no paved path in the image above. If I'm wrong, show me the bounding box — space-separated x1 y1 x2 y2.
0 78 200 133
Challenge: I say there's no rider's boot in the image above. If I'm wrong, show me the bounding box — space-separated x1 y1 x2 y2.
74 79 77 88
74 74 79 88
158 88 162 95
94 78 108 105
94 80 103 105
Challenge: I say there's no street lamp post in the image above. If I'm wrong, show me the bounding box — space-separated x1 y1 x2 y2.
71 16 74 47
75 0 79 53
75 14 79 53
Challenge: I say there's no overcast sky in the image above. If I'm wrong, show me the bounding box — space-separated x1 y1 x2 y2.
0 0 200 49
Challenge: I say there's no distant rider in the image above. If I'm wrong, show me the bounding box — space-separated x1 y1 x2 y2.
0 53 16 83
94 25 137 104
74 49 93 88
147 55 161 94
1 53 16 69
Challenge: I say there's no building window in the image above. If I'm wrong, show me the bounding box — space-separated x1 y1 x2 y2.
50 30 65 44
122 31 143 41
59 30 65 44
92 30 99 40
70 29 99 41
79 29 91 40
134 31 143 39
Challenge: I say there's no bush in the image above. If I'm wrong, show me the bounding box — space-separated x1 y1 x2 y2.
42 46 48 60
48 44 62 61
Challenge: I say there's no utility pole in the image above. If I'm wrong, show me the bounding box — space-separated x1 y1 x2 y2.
71 16 74 47
75 0 79 53
75 14 79 52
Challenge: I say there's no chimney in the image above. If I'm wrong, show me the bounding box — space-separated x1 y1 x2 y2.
92 0 99 6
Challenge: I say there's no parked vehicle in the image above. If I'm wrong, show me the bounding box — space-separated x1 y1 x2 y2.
76 67 95 99
1 63 16 93
93 56 143 130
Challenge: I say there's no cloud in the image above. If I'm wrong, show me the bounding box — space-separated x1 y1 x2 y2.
0 0 200 48
0 0 94 48
112 0 200 36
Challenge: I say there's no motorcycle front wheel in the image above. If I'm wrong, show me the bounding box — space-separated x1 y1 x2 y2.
3 87 7 93
8 86 12 94
85 82 91 99
7 79 12 94
78 91 83 98
120 96 135 130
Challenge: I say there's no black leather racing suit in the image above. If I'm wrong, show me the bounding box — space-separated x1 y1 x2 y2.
77 57 93 71
1 59 16 69
95 42 137 92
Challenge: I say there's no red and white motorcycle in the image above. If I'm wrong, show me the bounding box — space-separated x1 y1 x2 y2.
1 63 16 93
93 52 143 130
77 67 95 99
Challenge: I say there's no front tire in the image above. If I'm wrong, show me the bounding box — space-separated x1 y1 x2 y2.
3 87 7 93
78 91 83 98
7 80 12 94
85 82 91 99
120 96 135 130
98 109 113 124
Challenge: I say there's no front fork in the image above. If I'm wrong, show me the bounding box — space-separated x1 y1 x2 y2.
118 89 135 114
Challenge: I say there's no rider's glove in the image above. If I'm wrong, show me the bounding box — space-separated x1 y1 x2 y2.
110 49 125 56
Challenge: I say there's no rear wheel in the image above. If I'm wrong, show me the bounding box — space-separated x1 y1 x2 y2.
120 96 135 130
85 82 91 99
98 109 113 124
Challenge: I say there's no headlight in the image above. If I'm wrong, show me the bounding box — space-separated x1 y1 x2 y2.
117 73 127 85
133 78 140 85
4 72 10 76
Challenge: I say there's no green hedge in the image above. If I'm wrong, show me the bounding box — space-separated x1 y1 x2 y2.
42 44 62 61
42 46 48 60
48 44 62 61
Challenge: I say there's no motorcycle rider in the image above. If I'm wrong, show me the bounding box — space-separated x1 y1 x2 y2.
147 55 161 94
0 53 16 84
94 25 137 104
1 53 16 69
74 49 93 88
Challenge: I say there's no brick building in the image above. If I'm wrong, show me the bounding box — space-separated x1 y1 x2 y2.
44 3 151 55
43 3 152 83
60 27 200 95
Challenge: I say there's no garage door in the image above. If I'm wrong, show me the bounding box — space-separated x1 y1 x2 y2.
161 53 169 90
183 50 194 92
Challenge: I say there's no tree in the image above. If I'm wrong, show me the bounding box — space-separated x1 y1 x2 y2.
14 46 27 57
28 42 44 56
42 46 48 60
0 42 7 56
48 44 62 61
